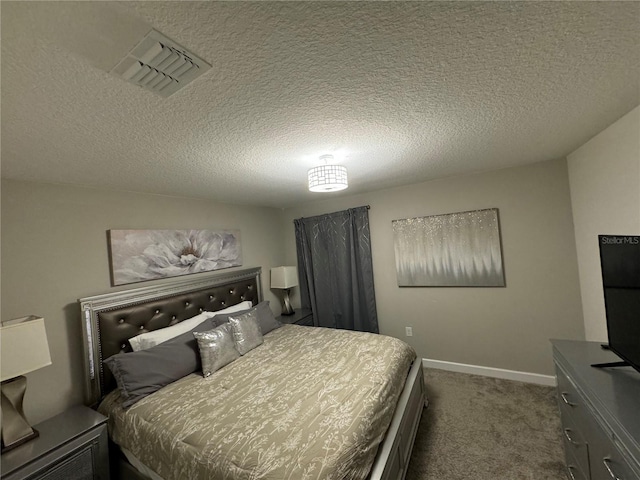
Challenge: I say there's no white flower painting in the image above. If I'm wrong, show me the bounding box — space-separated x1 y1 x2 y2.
108 230 242 286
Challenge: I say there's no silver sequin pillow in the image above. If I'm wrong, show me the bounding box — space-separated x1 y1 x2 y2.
193 323 240 377
228 310 264 355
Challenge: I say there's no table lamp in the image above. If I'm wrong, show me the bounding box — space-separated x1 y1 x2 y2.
270 266 299 316
1 316 52 453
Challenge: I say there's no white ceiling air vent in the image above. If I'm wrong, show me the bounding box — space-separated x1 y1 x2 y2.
111 30 211 97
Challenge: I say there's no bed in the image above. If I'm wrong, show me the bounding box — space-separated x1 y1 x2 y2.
79 267 426 480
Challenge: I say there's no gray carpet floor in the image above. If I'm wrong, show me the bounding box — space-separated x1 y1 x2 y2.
405 369 566 480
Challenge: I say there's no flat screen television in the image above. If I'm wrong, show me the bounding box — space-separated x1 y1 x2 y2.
597 235 640 373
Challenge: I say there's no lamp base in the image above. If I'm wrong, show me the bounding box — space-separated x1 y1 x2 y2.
1 376 39 453
280 289 295 316
1 429 39 454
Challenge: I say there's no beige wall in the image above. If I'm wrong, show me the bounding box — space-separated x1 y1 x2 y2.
282 159 585 376
1 179 284 424
1 152 594 422
567 106 640 341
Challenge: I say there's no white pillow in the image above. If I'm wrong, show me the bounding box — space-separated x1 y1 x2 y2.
129 311 216 351
209 301 253 318
128 301 254 351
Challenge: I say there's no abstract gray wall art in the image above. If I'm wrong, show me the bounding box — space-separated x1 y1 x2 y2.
392 209 505 287
108 229 242 286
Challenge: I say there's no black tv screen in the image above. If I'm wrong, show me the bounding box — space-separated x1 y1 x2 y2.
598 235 640 373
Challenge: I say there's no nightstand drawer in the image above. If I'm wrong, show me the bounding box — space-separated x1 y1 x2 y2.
294 315 313 326
277 308 313 326
1 407 109 480
34 443 94 480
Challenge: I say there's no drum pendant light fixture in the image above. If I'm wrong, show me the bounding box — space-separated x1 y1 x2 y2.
308 155 348 192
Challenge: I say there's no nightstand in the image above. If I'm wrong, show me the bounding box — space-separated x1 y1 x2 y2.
1 405 109 480
277 308 313 326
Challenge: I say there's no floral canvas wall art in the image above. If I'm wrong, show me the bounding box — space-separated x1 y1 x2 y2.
108 230 242 286
392 208 505 287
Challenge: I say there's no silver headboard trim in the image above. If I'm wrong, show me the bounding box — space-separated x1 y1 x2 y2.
83 307 96 381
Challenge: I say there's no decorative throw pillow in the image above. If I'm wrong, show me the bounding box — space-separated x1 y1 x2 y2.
193 324 240 377
105 319 213 408
210 307 249 328
228 310 264 355
211 301 281 335
129 311 217 351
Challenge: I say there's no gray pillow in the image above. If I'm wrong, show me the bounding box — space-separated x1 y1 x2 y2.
228 310 264 355
212 301 281 335
193 323 240 377
253 301 281 334
104 319 213 408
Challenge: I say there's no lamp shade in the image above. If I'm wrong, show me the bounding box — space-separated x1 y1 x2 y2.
1 316 52 382
271 266 299 289
308 164 348 192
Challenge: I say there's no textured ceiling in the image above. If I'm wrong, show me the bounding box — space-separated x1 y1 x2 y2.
2 1 639 208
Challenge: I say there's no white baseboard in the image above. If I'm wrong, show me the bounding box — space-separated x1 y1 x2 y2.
422 358 556 386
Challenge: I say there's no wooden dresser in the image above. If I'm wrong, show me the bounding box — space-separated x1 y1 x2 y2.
551 340 640 480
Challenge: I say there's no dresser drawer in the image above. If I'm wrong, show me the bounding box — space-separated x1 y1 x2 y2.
591 455 636 480
586 424 638 480
561 415 590 479
565 462 588 480
552 342 640 480
557 366 639 480
556 365 587 421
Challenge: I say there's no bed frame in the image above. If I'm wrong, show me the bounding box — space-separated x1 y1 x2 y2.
79 267 426 480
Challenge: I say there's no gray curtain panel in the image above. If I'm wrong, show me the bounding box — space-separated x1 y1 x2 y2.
294 206 379 333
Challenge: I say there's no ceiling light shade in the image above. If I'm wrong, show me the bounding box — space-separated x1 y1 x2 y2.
308 156 348 192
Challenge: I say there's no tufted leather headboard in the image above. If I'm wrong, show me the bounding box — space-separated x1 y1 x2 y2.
79 267 262 406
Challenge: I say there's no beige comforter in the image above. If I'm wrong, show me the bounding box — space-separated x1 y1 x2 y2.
99 324 416 480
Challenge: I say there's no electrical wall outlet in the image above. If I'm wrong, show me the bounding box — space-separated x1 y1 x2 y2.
405 326 413 337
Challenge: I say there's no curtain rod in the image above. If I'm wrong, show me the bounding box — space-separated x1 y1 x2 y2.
295 205 370 221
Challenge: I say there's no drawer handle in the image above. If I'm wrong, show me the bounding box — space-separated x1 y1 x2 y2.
603 458 623 480
564 428 580 445
561 392 577 406
567 465 578 480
